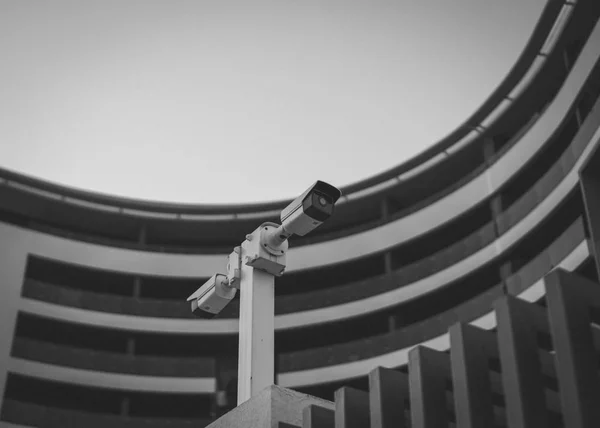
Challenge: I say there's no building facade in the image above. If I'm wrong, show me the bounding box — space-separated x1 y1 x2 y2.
1 1 600 426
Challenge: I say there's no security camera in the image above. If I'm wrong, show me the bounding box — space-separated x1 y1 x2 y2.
187 274 237 319
279 180 342 236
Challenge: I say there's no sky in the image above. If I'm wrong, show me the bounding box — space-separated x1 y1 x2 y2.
0 0 547 204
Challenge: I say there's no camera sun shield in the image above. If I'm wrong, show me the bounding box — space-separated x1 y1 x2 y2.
279 181 341 236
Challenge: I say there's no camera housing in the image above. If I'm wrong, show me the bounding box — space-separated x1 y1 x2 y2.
279 180 342 236
187 274 237 318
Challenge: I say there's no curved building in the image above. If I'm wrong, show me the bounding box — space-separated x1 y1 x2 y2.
2 1 600 426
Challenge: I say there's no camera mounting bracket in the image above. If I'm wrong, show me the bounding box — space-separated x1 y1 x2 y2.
243 222 288 277
226 246 242 289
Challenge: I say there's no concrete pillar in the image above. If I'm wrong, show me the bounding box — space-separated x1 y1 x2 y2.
489 196 503 237
0 224 31 411
368 367 409 428
334 387 370 428
126 277 141 356
380 198 389 221
449 324 496 428
126 338 136 356
576 106 583 127
482 136 505 237
383 252 392 275
564 48 571 72
494 296 548 427
499 261 513 294
120 397 130 417
482 137 495 165
133 276 142 298
408 346 451 428
383 250 394 332
387 315 396 333
580 157 600 282
138 224 147 245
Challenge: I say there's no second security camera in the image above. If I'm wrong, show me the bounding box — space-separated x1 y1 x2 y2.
187 274 236 319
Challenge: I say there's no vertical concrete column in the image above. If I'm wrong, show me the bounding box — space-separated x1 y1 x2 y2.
494 296 548 428
387 315 396 333
499 261 513 294
334 387 370 428
368 367 409 428
382 199 393 331
132 276 142 298
489 196 503 235
383 251 394 332
483 137 504 237
580 164 600 281
449 323 496 428
383 252 392 275
408 346 451 428
138 223 147 245
303 404 334 428
126 337 136 356
120 396 130 417
576 104 583 127
380 198 389 222
126 277 142 356
482 136 495 165
545 270 600 428
0 224 31 411
563 48 571 73
381 197 395 333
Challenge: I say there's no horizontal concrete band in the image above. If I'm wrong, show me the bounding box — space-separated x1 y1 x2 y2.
11 17 600 279
6 358 215 393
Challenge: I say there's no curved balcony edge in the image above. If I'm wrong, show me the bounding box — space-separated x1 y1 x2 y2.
10 338 216 378
5 359 215 394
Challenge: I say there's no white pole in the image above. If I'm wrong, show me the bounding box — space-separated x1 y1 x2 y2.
236 241 275 405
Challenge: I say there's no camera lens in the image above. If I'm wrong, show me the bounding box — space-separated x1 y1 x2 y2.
318 196 327 206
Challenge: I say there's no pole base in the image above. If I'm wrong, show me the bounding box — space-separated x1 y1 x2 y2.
206 385 333 428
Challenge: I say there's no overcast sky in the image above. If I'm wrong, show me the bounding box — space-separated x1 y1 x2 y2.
0 0 546 204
